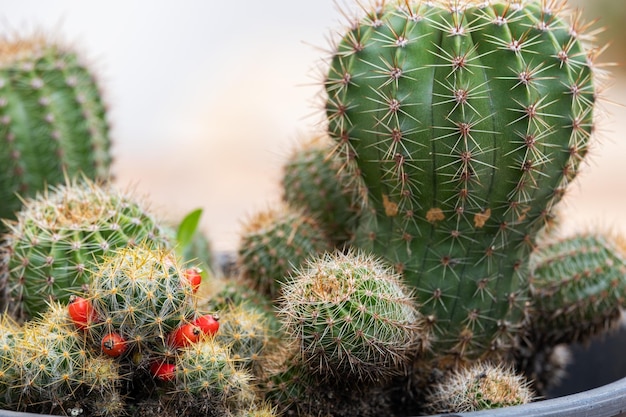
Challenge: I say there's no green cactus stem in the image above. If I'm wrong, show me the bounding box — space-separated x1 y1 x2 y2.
0 33 111 227
324 0 601 363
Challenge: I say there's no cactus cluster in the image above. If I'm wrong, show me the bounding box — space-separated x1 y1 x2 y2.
0 0 620 416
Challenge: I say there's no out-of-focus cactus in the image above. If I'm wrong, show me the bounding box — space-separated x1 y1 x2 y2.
529 233 626 345
425 362 534 413
237 205 332 299
0 34 111 227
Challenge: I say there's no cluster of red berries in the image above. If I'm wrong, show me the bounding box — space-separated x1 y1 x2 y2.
67 268 220 382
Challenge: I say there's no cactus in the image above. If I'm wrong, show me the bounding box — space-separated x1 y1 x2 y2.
1 177 171 320
87 245 196 354
0 33 111 227
215 303 272 370
324 0 601 363
13 304 122 414
278 250 428 381
174 336 256 413
237 205 332 299
0 314 21 408
529 233 626 345
425 362 534 413
281 135 362 246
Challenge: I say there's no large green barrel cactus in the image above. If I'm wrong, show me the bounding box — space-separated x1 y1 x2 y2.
325 0 599 363
0 34 111 225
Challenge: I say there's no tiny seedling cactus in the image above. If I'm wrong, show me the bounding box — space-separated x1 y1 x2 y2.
0 33 111 228
324 0 603 364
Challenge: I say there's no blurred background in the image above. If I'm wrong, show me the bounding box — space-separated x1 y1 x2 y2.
0 0 624 252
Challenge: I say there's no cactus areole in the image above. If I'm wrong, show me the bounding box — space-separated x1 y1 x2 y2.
325 0 598 362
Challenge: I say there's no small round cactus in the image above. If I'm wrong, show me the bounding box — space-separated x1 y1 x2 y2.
1 177 171 319
425 362 535 413
0 33 112 228
174 336 256 412
237 205 332 299
278 250 427 381
215 303 271 370
87 245 196 354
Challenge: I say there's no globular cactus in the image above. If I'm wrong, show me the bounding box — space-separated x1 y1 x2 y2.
425 362 534 413
529 233 626 346
259 343 399 417
0 34 111 227
87 245 196 354
324 0 601 363
12 304 122 414
215 303 272 370
237 205 332 299
1 177 171 320
174 336 256 413
281 135 362 246
278 250 428 381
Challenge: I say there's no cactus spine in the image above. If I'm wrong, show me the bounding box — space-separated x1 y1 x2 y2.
0 34 111 226
325 0 599 362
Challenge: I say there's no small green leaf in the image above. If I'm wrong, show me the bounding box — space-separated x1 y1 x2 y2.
176 208 203 250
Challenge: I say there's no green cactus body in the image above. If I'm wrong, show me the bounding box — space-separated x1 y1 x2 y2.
0 35 111 225
282 135 361 246
279 251 427 381
88 245 196 351
529 234 626 345
325 0 598 361
2 178 171 319
237 206 332 299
